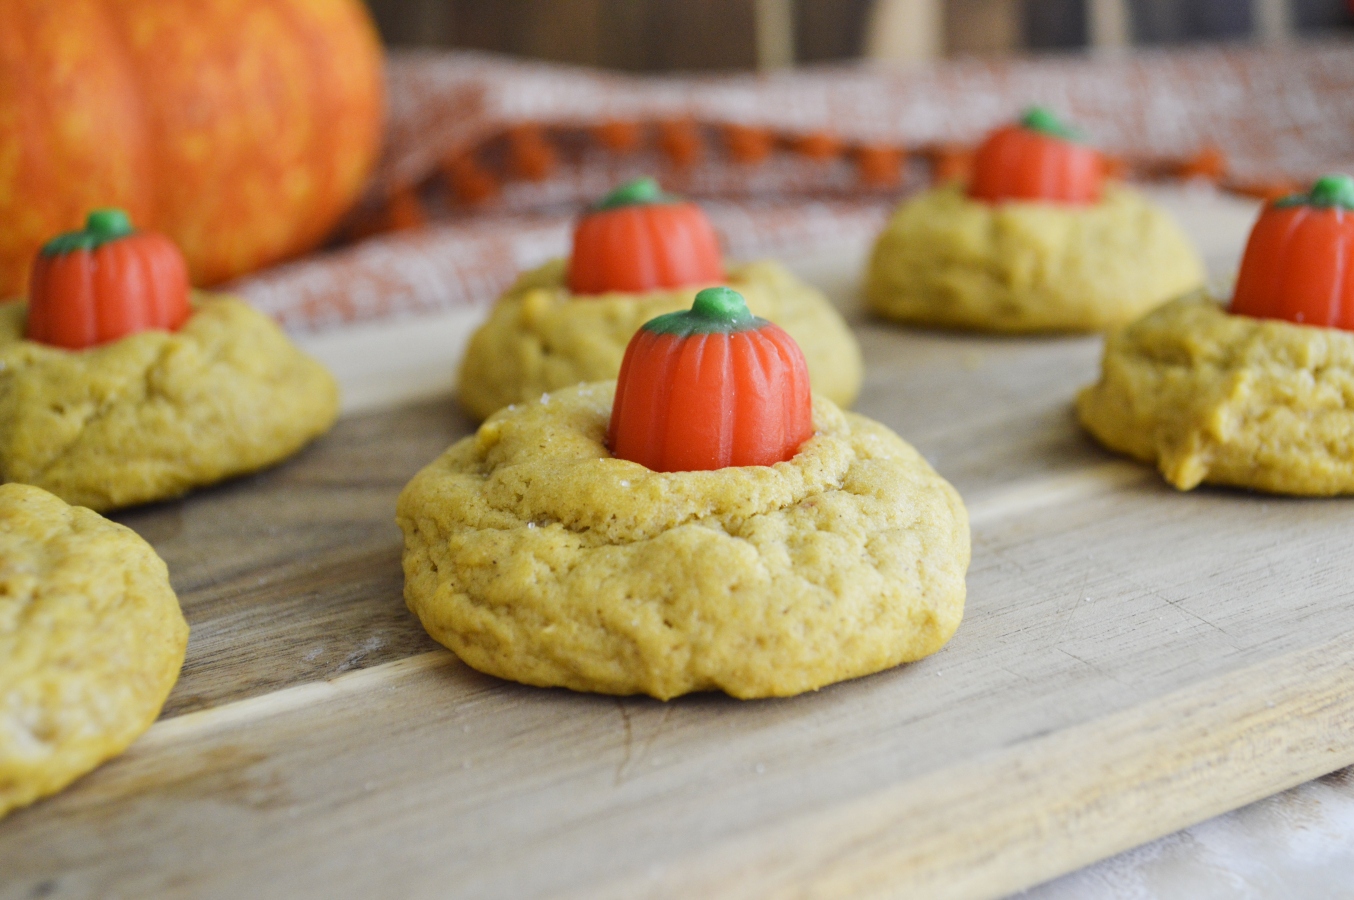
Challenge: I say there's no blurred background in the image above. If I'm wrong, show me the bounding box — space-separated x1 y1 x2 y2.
366 0 1354 70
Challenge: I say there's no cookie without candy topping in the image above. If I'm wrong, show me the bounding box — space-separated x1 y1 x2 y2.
1079 293 1354 494
398 382 970 700
0 483 187 818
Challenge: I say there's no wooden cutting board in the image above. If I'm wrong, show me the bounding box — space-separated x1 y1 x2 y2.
2 189 1352 900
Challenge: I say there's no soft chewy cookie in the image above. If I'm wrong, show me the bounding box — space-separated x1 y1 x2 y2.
456 259 863 420
1078 293 1354 494
398 382 969 700
866 184 1205 333
0 295 339 511
0 483 187 819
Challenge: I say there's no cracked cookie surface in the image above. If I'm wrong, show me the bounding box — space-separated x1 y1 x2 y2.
0 483 187 819
866 184 1204 332
456 259 863 420
398 382 969 699
1078 293 1354 494
0 294 339 511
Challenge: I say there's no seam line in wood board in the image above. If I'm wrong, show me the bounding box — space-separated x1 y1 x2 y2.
582 635 1354 900
139 650 453 750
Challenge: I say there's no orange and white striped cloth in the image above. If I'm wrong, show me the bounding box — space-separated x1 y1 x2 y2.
230 41 1354 333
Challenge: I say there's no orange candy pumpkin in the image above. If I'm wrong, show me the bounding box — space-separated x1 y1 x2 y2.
568 178 725 295
0 0 384 296
968 107 1103 205
1231 174 1354 329
609 287 813 472
26 208 191 350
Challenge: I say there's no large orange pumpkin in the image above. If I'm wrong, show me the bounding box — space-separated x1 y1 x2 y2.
0 0 384 297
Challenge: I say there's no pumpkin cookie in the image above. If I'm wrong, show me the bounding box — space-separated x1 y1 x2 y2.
1079 176 1354 495
0 483 188 819
401 289 969 700
457 179 862 420
0 210 339 512
866 108 1204 333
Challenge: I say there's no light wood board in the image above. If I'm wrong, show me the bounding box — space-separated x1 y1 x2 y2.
4 188 1353 900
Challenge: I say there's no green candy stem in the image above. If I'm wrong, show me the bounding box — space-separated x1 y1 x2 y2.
41 208 136 255
691 286 748 320
1285 173 1354 210
1019 106 1082 143
593 177 674 211
86 208 133 239
642 286 764 337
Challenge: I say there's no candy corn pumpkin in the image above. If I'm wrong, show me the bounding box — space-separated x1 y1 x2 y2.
568 178 724 294
1230 174 1354 329
968 107 1103 205
608 287 812 472
26 209 191 350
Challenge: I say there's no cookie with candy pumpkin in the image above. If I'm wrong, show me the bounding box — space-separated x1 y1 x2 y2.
1078 174 1354 495
456 178 863 421
0 210 339 511
401 287 968 700
866 107 1205 333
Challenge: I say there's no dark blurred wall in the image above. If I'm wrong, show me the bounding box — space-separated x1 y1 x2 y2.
1130 0 1253 43
1024 0 1086 48
365 0 1354 67
365 0 762 70
794 0 874 62
946 0 1023 55
1292 0 1354 31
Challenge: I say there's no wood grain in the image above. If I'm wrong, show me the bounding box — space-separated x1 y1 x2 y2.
141 323 1122 719
4 326 1353 898
115 400 472 716
593 635 1354 899
4 191 1352 898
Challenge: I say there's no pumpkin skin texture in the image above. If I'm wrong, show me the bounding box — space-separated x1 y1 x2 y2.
1231 175 1354 329
569 178 725 295
0 0 154 299
0 0 384 296
609 287 813 472
26 210 190 350
968 107 1103 206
